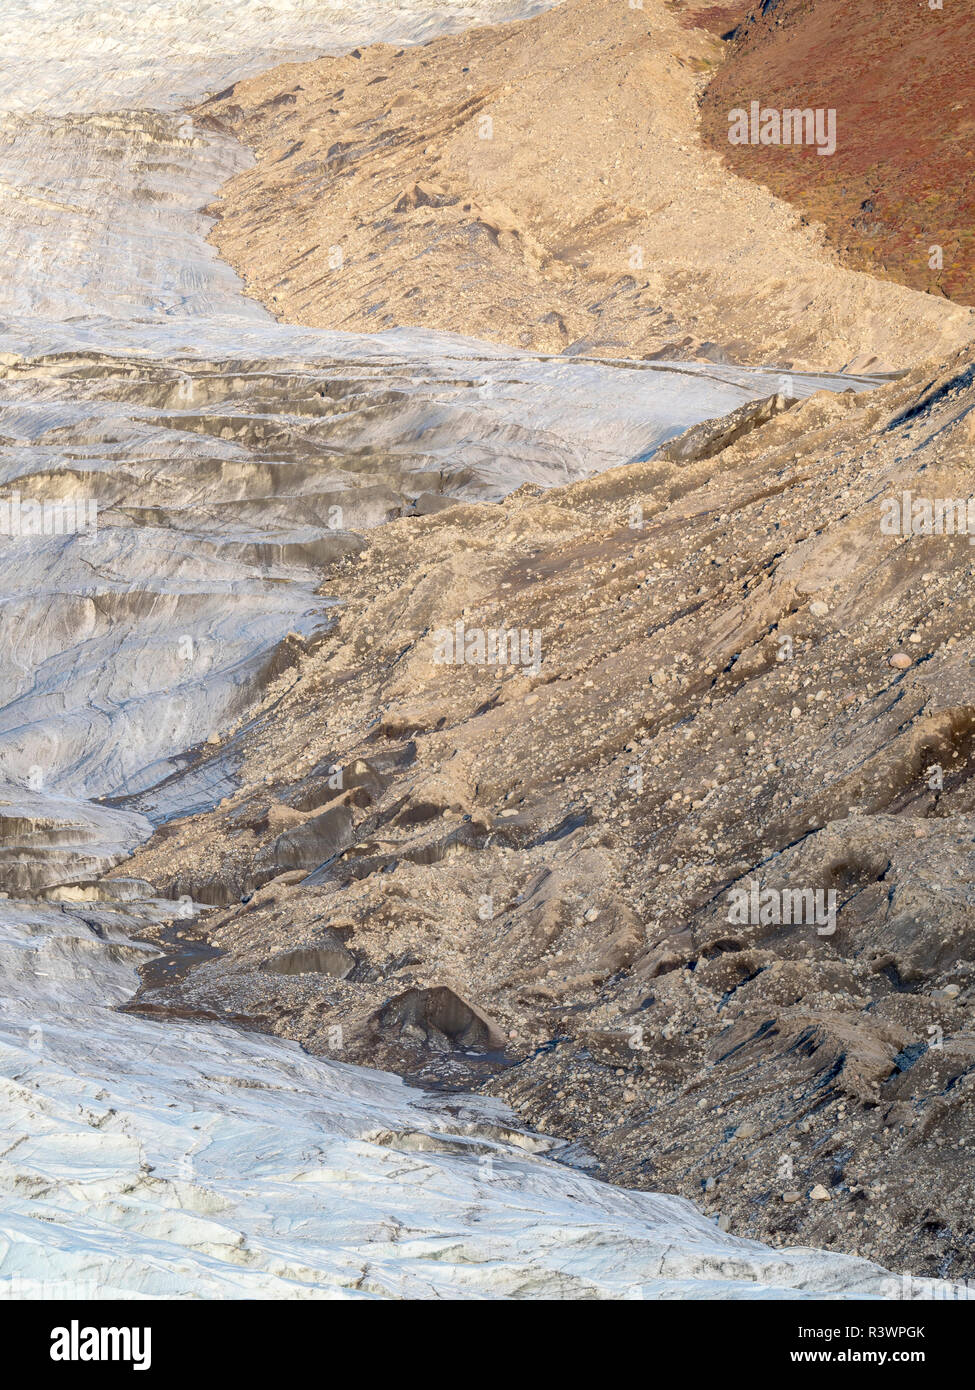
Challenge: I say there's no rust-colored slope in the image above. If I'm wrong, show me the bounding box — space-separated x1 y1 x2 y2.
674 0 751 37
700 0 975 304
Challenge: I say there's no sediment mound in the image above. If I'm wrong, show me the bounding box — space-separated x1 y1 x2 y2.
197 0 974 369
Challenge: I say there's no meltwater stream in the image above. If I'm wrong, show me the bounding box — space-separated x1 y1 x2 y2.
0 0 905 1297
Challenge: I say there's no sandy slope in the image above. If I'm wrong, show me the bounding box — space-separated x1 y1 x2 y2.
198 0 974 370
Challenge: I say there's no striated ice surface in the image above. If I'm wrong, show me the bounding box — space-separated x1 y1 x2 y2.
0 896 905 1299
2 1 561 114
0 0 912 1299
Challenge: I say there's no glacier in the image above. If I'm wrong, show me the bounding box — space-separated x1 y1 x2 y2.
0 0 919 1299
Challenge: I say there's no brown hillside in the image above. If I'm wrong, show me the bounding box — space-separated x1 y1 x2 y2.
699 0 975 305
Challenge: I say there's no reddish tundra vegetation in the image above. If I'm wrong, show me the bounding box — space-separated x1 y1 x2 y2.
697 0 975 306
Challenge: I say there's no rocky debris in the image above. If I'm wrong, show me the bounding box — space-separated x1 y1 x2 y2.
653 390 800 464
196 0 974 370
254 803 355 873
373 985 507 1051
1 340 802 893
8 0 951 1302
262 802 308 833
264 930 355 979
121 343 975 1278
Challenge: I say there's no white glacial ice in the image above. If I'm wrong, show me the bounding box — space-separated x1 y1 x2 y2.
0 895 907 1299
0 0 918 1299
